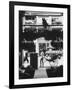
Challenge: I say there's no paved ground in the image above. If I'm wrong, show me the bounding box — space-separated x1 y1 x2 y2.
34 68 48 78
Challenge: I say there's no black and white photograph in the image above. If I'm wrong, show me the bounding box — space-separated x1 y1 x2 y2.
19 11 63 79
9 1 70 88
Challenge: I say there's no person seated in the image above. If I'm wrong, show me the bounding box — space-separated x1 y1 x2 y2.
42 18 49 29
